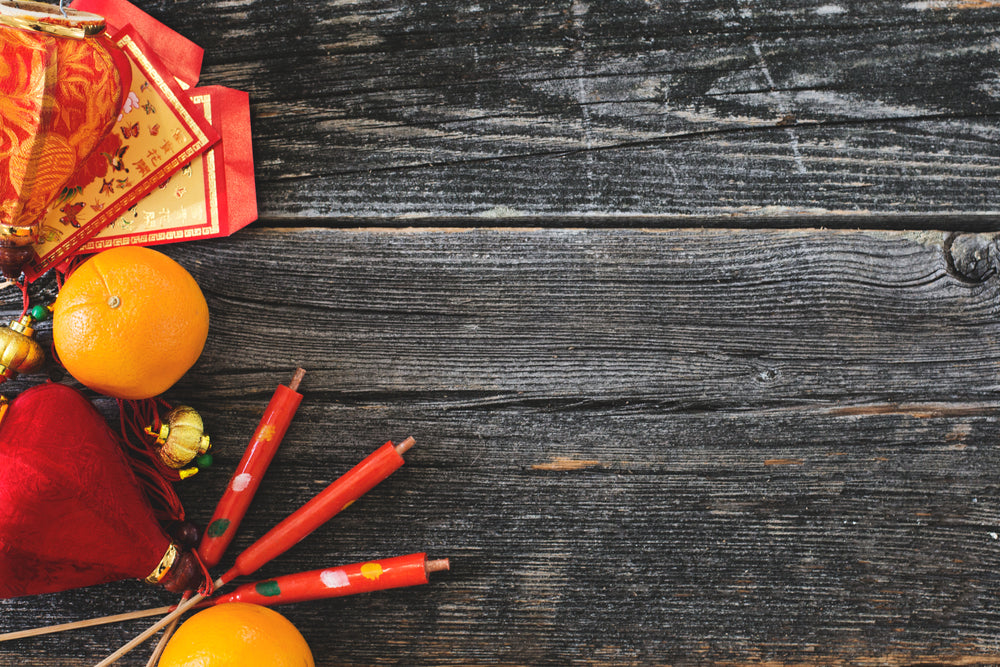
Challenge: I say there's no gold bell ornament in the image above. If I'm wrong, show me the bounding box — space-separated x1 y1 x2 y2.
0 305 50 382
146 405 212 479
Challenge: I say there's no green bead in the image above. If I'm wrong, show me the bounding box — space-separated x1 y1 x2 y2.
195 453 213 468
29 305 50 321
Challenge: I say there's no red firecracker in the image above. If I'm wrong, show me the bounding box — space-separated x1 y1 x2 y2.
199 369 305 568
208 553 450 607
219 438 413 586
0 383 202 598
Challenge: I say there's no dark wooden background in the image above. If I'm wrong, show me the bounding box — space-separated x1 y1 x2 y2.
3 0 1000 664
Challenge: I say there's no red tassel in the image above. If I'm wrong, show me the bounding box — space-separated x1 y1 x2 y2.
117 397 186 524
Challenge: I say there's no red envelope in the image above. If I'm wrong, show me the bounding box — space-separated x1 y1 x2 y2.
79 85 258 251
70 0 202 88
26 25 220 280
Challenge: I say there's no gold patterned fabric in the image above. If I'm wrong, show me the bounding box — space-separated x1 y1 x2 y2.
0 24 124 229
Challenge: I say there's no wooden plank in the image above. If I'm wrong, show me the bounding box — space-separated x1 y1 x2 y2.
2 228 1000 664
141 0 1000 221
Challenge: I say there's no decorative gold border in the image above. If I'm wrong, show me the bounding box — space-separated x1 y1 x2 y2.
191 93 221 236
0 1 105 39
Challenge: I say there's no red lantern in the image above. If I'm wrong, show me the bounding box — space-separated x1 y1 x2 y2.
0 0 130 277
0 382 202 598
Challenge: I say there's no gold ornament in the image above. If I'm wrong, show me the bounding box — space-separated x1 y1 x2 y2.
0 314 45 382
146 406 211 477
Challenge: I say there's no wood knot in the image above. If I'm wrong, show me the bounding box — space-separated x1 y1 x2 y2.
944 233 996 285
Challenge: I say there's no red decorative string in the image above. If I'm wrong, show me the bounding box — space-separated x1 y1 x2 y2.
16 278 28 317
191 549 214 597
56 255 89 285
48 338 62 367
116 398 186 524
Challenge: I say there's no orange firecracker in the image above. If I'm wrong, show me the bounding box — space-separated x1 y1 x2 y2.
0 0 131 277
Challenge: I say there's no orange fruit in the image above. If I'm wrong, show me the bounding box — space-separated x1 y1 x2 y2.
52 246 209 400
158 603 315 667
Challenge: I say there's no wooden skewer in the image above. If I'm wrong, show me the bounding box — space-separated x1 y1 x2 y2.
0 606 172 643
95 578 222 667
98 436 416 665
0 552 449 647
145 617 180 667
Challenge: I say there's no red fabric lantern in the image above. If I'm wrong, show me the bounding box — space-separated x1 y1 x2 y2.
0 382 200 598
0 0 130 277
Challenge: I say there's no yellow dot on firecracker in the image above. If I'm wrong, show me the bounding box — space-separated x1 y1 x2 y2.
360 562 383 581
341 499 356 511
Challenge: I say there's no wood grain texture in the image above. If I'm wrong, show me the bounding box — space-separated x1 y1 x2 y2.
129 0 1000 222
3 0 1000 663
3 228 1000 664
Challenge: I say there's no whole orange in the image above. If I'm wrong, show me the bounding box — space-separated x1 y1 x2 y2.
158 603 315 667
52 246 209 400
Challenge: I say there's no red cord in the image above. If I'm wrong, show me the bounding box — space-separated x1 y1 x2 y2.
192 549 214 597
116 398 187 523
17 278 28 317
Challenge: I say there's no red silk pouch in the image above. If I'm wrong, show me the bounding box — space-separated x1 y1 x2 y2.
0 383 196 598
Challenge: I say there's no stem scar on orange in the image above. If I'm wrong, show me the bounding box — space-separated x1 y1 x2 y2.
52 246 209 400
158 603 315 667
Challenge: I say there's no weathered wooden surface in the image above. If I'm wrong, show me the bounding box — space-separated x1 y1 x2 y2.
3 229 1000 665
158 0 1000 221
3 0 1000 664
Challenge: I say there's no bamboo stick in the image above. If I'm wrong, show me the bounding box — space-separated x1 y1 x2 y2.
0 606 172 643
